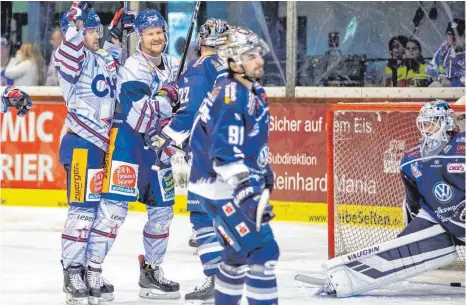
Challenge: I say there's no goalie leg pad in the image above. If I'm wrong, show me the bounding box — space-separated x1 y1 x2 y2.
190 211 222 276
143 205 173 264
324 222 458 297
62 206 97 268
86 199 128 264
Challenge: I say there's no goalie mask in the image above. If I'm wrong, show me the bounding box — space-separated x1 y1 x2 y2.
416 100 456 157
216 26 270 67
196 19 229 50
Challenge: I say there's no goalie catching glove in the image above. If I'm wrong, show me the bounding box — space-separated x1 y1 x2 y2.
2 86 32 116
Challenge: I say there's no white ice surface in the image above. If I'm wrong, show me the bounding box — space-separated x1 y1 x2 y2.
0 206 464 305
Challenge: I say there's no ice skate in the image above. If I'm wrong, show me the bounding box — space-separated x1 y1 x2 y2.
85 263 114 304
63 265 89 305
185 275 215 304
138 255 181 299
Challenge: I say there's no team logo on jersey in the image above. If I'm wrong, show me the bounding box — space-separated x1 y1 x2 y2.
447 163 465 173
443 145 452 153
235 222 250 237
91 74 116 98
433 182 454 204
257 145 269 168
222 202 236 216
410 162 422 178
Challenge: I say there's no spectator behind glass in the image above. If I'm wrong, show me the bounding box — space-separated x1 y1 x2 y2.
385 35 409 87
427 18 465 87
45 27 62 86
1 37 14 85
405 38 431 87
4 42 45 86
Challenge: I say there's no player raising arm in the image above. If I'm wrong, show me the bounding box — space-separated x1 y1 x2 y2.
54 1 134 304
188 27 278 305
318 100 465 297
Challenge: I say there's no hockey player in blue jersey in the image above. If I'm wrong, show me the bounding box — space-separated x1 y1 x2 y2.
145 18 229 304
187 27 278 305
319 100 465 297
85 9 181 300
1 86 32 115
55 1 134 304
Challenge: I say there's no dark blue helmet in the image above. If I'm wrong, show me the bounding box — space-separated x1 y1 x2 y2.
134 9 167 37
61 10 102 38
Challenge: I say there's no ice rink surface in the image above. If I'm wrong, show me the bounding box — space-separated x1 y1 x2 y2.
0 206 464 305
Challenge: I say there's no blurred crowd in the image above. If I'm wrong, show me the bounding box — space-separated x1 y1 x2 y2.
0 16 464 88
385 18 465 88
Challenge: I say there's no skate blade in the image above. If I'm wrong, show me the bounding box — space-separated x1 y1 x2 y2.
139 288 181 299
88 296 99 305
66 294 89 305
185 299 214 305
99 292 115 302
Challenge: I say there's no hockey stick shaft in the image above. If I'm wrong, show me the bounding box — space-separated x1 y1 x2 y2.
176 1 201 80
152 1 201 171
120 1 129 65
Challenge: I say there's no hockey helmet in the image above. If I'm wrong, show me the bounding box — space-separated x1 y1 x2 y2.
134 9 167 37
60 10 103 38
216 26 270 66
196 19 229 50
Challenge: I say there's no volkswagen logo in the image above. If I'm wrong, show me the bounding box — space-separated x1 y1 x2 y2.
257 145 269 168
433 182 454 204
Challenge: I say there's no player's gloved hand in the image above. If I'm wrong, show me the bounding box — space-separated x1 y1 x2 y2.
233 182 275 225
145 118 175 157
157 82 179 110
2 86 32 117
108 8 136 42
66 1 93 23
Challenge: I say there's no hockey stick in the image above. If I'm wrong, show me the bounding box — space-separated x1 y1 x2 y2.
256 189 271 231
151 1 201 171
120 1 129 65
176 1 201 81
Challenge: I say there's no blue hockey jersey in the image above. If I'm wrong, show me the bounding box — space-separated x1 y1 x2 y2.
189 77 273 198
163 54 227 145
400 132 465 242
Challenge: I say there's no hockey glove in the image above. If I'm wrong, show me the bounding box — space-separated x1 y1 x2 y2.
233 182 275 230
108 8 136 42
145 118 175 157
2 86 32 117
66 1 93 24
157 82 180 111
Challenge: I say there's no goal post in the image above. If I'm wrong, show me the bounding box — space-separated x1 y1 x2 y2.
327 103 465 260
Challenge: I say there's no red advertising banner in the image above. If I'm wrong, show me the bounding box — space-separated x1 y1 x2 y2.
269 103 328 203
1 103 68 189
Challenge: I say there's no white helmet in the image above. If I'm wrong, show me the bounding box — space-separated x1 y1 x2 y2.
416 100 456 157
216 26 270 66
